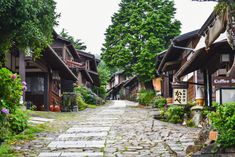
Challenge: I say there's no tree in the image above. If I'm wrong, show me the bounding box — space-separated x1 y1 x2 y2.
97 60 111 98
0 0 58 67
101 0 181 86
60 28 87 50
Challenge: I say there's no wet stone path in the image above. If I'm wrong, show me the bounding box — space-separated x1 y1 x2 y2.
27 100 200 157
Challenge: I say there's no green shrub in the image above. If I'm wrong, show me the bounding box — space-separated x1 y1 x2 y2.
152 96 167 108
0 68 23 113
76 94 88 111
209 102 235 148
0 68 28 141
8 109 29 134
166 105 184 123
74 86 96 104
137 89 155 106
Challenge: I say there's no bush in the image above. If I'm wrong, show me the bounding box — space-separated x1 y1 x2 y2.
74 86 96 104
209 102 235 148
0 68 29 141
138 89 155 106
0 68 23 113
76 94 88 111
152 96 167 108
166 105 184 123
8 109 29 134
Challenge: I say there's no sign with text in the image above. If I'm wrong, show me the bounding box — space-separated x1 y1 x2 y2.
213 77 235 87
173 89 188 104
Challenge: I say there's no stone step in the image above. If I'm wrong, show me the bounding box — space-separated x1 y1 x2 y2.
67 127 110 133
87 117 119 120
30 117 54 122
28 120 45 124
48 141 105 148
57 132 108 141
39 152 103 157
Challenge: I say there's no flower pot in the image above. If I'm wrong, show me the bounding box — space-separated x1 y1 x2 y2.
49 105 54 112
166 97 173 105
54 105 61 112
209 131 218 141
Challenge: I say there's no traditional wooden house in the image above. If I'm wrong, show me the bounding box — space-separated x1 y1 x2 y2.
5 44 78 111
174 11 235 105
107 71 127 100
76 50 100 89
157 30 201 104
107 71 141 101
123 76 141 101
157 10 235 106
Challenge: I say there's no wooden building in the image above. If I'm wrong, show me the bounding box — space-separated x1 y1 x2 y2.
157 10 235 105
107 71 127 100
107 71 141 101
5 31 101 111
76 50 100 88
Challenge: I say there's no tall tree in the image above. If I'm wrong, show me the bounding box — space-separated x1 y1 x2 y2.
97 60 111 98
0 0 58 66
101 0 181 86
60 28 87 51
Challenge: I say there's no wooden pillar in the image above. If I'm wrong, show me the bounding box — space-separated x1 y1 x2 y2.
203 69 212 107
44 74 49 111
19 51 25 101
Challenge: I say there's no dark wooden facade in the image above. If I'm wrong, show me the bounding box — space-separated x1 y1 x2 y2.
157 11 235 105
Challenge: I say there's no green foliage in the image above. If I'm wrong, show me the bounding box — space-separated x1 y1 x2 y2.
60 28 87 50
0 68 29 141
74 86 96 104
0 124 46 156
186 119 195 127
0 68 23 113
165 105 184 123
209 102 235 148
0 143 13 156
138 89 155 106
152 96 167 108
0 0 58 66
8 109 29 134
76 94 88 111
101 0 181 83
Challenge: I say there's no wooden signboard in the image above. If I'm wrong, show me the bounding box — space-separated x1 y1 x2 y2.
213 77 235 87
173 89 188 104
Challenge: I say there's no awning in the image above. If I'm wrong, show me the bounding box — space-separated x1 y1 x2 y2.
175 39 234 79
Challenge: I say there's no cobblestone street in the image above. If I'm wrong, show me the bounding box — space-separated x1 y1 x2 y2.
15 101 201 157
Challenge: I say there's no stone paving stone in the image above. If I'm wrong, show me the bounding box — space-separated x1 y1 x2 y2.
28 120 45 124
48 141 105 148
30 117 54 122
66 127 110 133
60 152 103 157
58 132 108 139
22 100 202 157
88 117 119 120
38 152 61 157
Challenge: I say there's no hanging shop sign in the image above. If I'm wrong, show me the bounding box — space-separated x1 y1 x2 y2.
212 77 235 87
173 88 188 105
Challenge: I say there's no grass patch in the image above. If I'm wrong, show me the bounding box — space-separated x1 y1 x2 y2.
0 124 47 156
87 104 97 109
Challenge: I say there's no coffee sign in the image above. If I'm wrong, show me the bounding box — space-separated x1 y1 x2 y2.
213 77 235 86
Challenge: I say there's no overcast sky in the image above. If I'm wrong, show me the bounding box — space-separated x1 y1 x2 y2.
54 0 217 55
